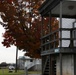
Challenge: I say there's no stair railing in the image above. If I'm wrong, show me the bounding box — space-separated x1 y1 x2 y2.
43 56 49 74
26 62 36 69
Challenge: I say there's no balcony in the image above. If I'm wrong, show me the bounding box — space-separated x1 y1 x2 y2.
39 0 76 56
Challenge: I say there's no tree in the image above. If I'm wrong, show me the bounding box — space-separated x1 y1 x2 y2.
0 62 7 67
0 0 59 58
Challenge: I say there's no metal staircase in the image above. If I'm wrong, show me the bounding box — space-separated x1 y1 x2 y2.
43 56 50 75
42 56 56 75
52 60 56 75
44 59 50 75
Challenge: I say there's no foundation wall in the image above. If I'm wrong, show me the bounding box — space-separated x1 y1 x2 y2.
56 54 74 75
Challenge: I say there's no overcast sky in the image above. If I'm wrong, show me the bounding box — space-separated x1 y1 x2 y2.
0 25 25 64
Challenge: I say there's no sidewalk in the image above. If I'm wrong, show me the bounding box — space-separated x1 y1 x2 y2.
22 73 41 75
28 74 41 75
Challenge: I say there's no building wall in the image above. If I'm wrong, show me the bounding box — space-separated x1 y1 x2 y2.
25 59 41 71
32 59 42 71
25 59 32 67
17 59 25 69
56 54 74 75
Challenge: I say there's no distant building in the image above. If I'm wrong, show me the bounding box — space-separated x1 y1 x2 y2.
17 56 41 71
17 58 25 70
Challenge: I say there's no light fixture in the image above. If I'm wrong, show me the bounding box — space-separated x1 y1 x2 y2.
68 5 74 10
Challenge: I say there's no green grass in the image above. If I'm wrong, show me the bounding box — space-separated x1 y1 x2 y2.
28 71 41 74
0 69 25 75
0 69 41 75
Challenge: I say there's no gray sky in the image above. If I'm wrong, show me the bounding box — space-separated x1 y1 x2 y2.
0 25 25 64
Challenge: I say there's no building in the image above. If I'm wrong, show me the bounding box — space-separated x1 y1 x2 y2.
25 58 41 71
17 58 25 70
39 0 76 75
17 56 41 71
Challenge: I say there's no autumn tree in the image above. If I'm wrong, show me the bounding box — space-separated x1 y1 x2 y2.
0 0 59 58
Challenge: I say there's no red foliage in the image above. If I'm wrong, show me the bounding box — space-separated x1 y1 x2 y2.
2 31 15 47
0 0 59 58
0 0 13 3
7 0 13 3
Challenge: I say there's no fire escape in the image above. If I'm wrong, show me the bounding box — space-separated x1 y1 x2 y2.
39 0 76 75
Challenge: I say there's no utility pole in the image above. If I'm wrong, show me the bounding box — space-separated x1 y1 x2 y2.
15 47 18 72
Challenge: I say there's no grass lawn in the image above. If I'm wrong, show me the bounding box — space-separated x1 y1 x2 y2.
0 69 25 75
0 69 41 75
28 71 41 74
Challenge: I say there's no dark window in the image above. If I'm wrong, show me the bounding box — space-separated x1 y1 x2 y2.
30 59 33 62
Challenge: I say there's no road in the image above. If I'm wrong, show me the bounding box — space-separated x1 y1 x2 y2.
21 73 41 75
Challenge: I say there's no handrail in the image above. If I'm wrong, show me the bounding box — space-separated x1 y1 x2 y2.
41 39 59 46
41 29 59 39
41 28 76 40
26 62 36 69
43 56 49 74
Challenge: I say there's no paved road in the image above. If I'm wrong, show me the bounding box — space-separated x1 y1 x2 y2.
28 74 41 75
22 73 41 75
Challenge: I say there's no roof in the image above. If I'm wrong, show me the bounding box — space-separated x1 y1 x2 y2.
38 0 60 16
39 0 76 18
19 56 32 60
